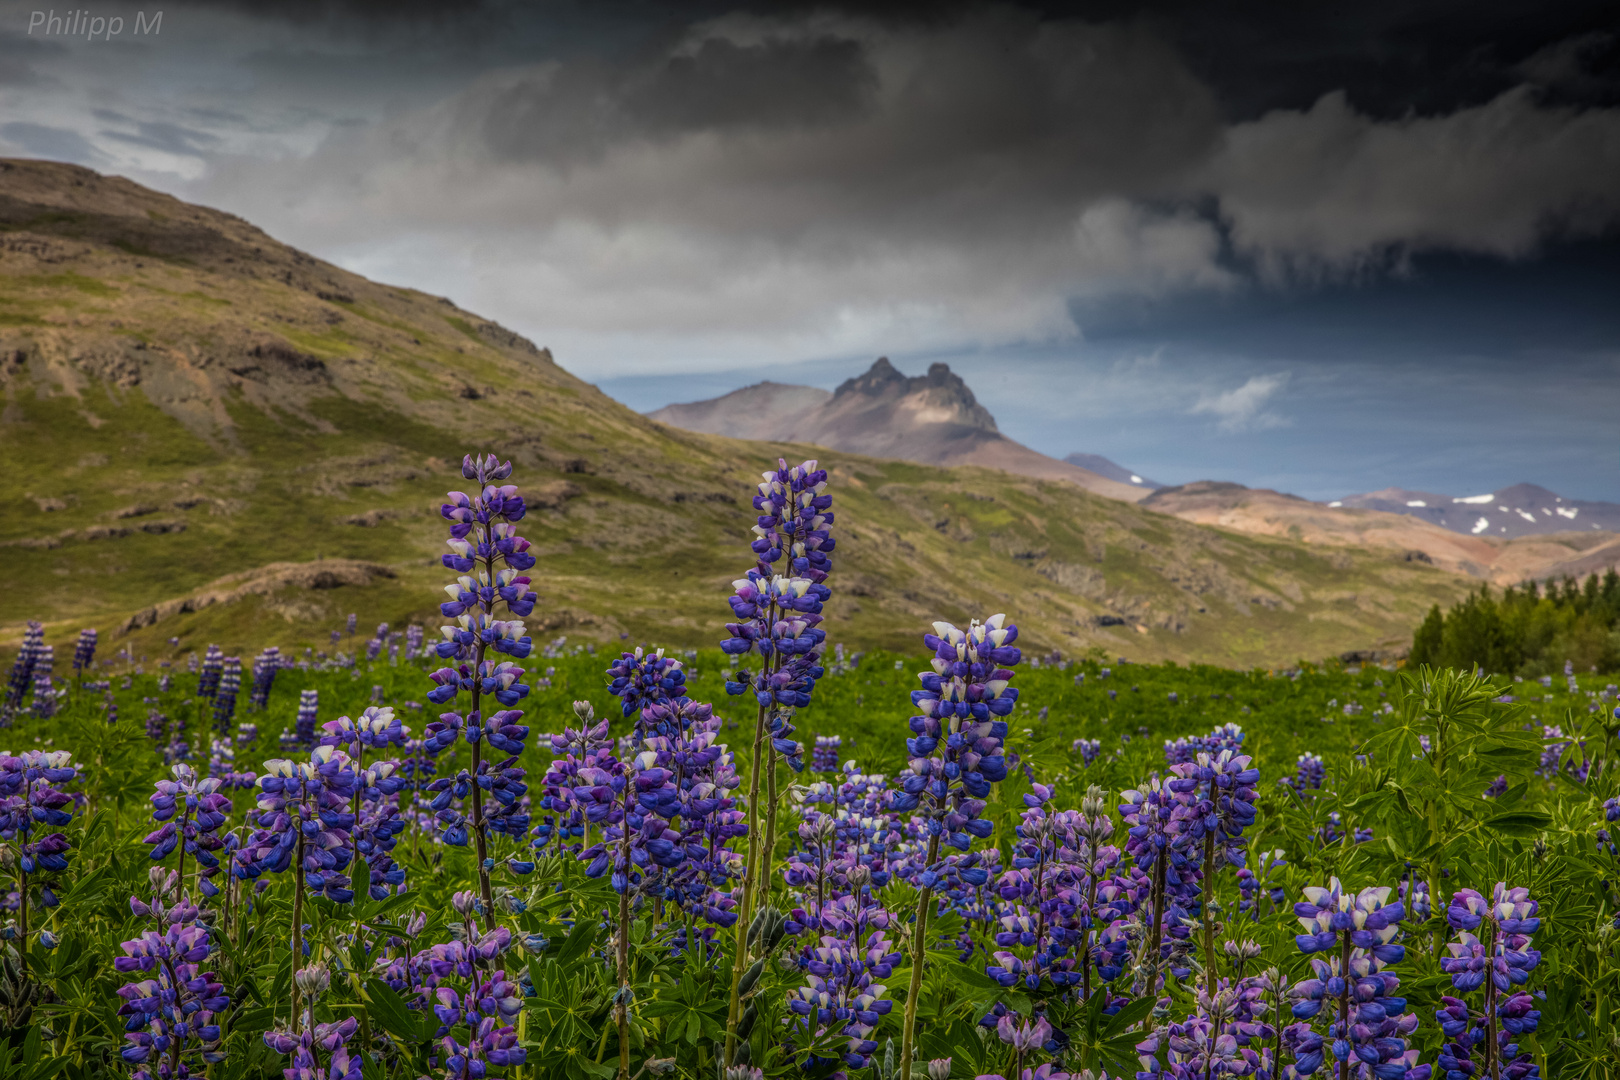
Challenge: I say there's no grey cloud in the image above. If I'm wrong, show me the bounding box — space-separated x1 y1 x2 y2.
482 33 877 163
1515 32 1619 98
0 30 67 87
99 119 221 158
151 6 1617 374
0 122 109 165
1205 87 1620 277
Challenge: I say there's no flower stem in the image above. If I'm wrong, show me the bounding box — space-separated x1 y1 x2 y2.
292 831 305 1030
723 694 770 1065
1142 846 1168 1008
1202 830 1217 1011
899 831 942 1080
617 782 633 1080
1337 932 1351 1080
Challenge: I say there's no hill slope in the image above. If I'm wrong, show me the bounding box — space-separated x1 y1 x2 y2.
649 359 1151 503
0 158 1473 666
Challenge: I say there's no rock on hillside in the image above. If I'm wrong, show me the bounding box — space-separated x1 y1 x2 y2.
1 158 1473 666
650 358 1150 503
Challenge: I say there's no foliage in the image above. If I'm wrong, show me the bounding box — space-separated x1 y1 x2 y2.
1 456 1619 1080
1410 570 1620 675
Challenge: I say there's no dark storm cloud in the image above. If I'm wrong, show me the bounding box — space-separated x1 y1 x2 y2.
482 32 880 164
455 9 1225 245
9 0 1616 375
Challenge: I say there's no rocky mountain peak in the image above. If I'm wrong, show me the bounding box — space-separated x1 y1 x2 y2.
831 357 997 431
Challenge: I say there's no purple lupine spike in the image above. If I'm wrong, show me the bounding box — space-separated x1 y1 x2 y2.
146 763 235 898
294 688 319 746
117 885 229 1078
1435 882 1542 1080
211 656 240 734
72 628 97 675
1289 877 1420 1080
234 749 358 903
29 645 55 718
0 751 80 944
248 646 281 710
2 621 44 721
722 459 837 774
195 644 223 703
784 890 898 1070
811 734 842 772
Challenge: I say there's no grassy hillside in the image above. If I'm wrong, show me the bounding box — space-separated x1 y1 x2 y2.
0 158 1470 666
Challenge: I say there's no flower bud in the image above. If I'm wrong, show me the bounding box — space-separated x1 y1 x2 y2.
573 700 594 722
294 965 331 999
928 1059 952 1080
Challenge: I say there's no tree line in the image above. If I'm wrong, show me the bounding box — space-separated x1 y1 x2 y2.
1410 568 1620 675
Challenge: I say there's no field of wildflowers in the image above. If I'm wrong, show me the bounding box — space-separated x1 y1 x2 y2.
1 453 1617 1080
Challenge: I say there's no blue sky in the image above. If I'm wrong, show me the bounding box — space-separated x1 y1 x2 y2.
1 0 1617 500
602 243 1620 500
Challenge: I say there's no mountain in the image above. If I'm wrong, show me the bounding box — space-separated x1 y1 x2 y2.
1063 453 1163 490
1143 481 1620 585
1335 483 1620 538
0 158 1478 667
648 381 831 441
649 359 1152 503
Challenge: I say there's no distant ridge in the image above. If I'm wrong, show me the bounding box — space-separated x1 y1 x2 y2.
1334 483 1620 538
649 359 1152 503
1063 453 1163 490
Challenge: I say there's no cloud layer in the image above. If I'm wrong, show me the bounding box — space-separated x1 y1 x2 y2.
0 3 1618 377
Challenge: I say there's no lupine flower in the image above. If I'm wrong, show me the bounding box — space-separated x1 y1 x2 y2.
1433 883 1541 1080
212 656 241 733
248 646 281 710
812 735 843 773
722 459 837 774
72 628 98 674
29 645 55 718
2 621 44 721
786 893 898 1070
890 615 1018 1080
196 644 224 703
421 927 527 1078
1164 723 1245 767
1291 878 1420 1080
234 749 358 903
118 888 229 1080
1280 752 1325 795
146 763 234 897
0 750 79 921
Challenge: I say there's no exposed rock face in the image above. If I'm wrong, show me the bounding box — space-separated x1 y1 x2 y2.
649 358 1151 503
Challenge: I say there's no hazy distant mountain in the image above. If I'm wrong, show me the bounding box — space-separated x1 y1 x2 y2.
1144 481 1620 584
1335 484 1620 538
1063 453 1163 490
649 359 1152 503
645 381 832 440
